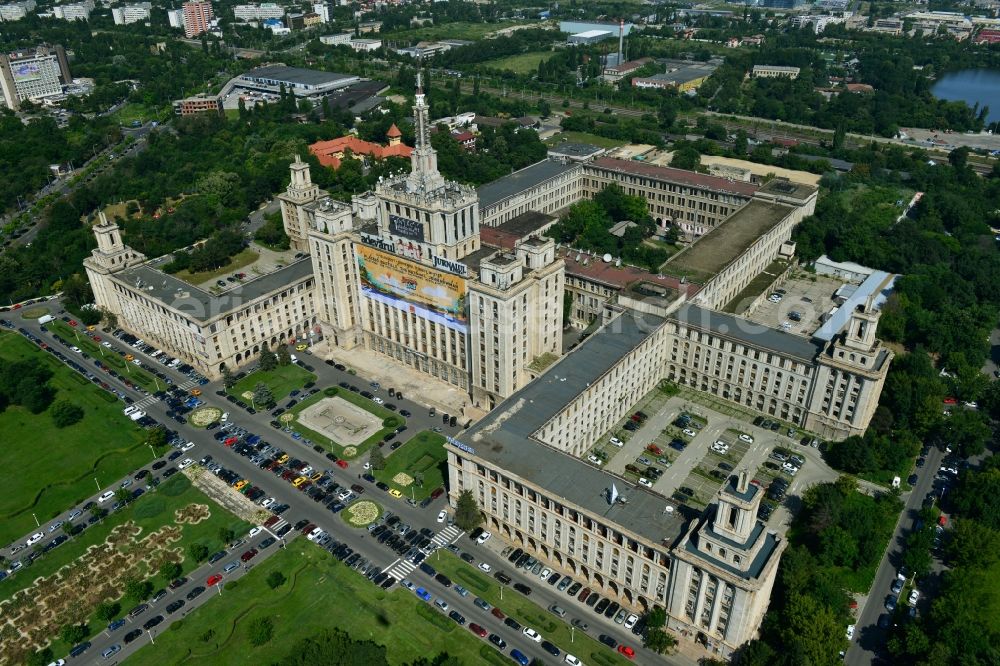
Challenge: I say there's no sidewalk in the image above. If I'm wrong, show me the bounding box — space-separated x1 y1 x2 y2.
310 340 488 424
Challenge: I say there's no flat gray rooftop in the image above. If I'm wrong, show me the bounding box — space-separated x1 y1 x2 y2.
459 311 690 547
671 303 823 363
477 159 578 210
664 199 793 283
115 258 313 326
814 270 894 342
241 65 356 88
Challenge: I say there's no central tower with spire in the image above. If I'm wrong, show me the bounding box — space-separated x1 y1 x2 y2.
373 70 481 262
406 72 446 194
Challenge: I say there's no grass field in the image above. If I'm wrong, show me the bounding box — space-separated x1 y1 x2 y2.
382 20 526 42
228 364 316 402
430 551 633 666
127 539 497 666
0 332 153 546
285 387 404 459
482 50 552 74
174 248 260 286
374 431 447 501
0 474 250 663
46 319 160 393
545 131 628 149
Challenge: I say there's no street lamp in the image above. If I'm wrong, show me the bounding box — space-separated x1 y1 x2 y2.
147 629 155 644
94 477 101 492
32 513 39 528
148 444 156 460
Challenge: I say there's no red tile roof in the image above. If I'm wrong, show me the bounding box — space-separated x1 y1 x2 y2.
557 248 701 296
309 135 411 169
387 123 401 137
588 158 759 197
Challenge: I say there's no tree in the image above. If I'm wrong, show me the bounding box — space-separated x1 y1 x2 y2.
62 520 74 535
252 382 274 408
413 471 424 488
98 307 118 331
454 490 482 531
671 146 701 170
60 623 88 645
368 445 386 471
259 343 277 371
159 561 182 581
266 570 286 589
189 543 210 562
94 600 120 622
89 504 106 521
50 400 84 428
26 647 54 666
147 425 168 450
647 606 667 628
276 344 291 367
248 616 274 646
115 487 132 505
124 577 152 602
645 628 676 654
218 526 236 545
222 366 237 390
61 274 92 308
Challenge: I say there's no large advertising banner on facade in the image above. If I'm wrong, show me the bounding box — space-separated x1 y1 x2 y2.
11 62 41 82
356 245 468 332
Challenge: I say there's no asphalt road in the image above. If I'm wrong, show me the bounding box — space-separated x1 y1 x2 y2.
4 307 666 665
846 445 943 666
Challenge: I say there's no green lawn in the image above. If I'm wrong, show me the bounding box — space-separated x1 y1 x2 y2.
46 319 160 393
174 248 261 286
430 552 633 666
374 431 447 500
228 364 316 402
0 474 250 664
483 50 553 74
545 131 628 149
284 387 404 459
128 539 497 666
382 20 526 42
0 332 155 546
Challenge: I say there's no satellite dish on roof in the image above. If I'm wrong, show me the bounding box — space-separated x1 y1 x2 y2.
602 253 612 263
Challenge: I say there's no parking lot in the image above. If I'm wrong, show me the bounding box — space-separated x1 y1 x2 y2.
586 389 842 531
746 270 843 337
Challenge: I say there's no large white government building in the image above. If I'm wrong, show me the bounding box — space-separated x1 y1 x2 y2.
86 77 894 657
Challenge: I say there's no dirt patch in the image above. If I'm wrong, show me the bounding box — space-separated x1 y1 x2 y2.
185 467 269 525
174 503 211 525
0 522 184 664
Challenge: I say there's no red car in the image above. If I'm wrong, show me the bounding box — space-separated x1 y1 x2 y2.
469 623 487 638
224 436 238 446
491 607 506 620
646 444 662 455
206 574 223 586
68 320 77 326
430 487 445 500
335 459 348 469
578 587 591 602
240 549 258 562
618 645 635 659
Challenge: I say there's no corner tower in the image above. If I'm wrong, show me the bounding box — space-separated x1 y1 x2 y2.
83 213 146 317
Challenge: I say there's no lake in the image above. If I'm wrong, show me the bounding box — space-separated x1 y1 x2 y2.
931 69 1000 124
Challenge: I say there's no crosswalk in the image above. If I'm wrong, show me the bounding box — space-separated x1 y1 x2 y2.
382 525 465 580
133 395 159 409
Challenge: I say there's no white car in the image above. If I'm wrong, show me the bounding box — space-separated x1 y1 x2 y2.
98 490 115 503
102 341 113 349
739 433 754 444
260 498 275 508
564 656 581 666
624 613 639 630
437 510 447 523
372 397 385 405
782 463 799 476
69 346 81 353
220 412 229 423
181 442 195 452
178 458 194 470
248 526 263 538
307 527 323 542
478 562 492 573
846 624 855 640
908 589 920 605
587 455 603 466
638 478 653 488
363 462 371 471
123 405 138 416
476 530 492 545
522 627 542 642
539 567 552 580
609 437 623 447
26 531 44 546
683 428 697 437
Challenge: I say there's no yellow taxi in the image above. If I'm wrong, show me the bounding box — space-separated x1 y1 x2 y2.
234 480 248 492
292 476 308 488
124 354 134 361
310 471 323 482
277 454 289 464
86 325 97 331
295 343 308 351
190 388 202 396
388 488 403 499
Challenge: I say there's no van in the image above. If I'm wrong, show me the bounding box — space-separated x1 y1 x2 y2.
494 572 512 585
